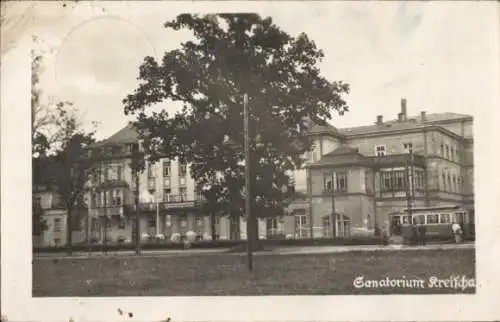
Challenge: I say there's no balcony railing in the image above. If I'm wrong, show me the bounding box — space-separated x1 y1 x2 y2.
364 153 426 169
121 194 204 213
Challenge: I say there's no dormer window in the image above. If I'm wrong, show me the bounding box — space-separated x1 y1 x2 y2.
375 145 386 157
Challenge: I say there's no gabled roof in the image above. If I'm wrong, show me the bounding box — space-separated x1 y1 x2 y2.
323 146 360 156
92 123 138 148
307 146 366 168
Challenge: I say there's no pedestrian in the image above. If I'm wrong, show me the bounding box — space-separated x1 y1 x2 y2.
381 220 390 246
452 221 463 243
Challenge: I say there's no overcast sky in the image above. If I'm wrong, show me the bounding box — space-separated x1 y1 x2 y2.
4 1 499 140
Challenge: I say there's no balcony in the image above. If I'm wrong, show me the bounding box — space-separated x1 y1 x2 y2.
364 154 426 169
123 194 202 213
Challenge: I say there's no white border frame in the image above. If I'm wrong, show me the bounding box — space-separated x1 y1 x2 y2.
2 1 500 321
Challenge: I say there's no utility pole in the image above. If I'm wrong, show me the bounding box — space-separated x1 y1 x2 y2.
330 173 336 238
132 143 141 256
405 152 413 220
243 93 253 272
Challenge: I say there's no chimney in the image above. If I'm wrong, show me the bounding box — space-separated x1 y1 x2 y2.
397 112 404 122
401 98 407 121
376 115 383 125
420 111 427 122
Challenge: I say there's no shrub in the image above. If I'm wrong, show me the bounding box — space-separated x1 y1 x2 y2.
185 231 197 242
170 233 181 243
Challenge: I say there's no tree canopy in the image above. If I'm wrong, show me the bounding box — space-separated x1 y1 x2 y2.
123 14 349 228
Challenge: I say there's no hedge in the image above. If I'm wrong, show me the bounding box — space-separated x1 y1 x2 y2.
33 235 473 254
33 236 383 253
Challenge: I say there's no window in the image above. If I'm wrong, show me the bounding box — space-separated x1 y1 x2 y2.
163 188 172 202
403 142 413 154
323 173 333 191
117 165 122 180
214 216 220 225
415 171 424 190
147 163 154 178
440 213 450 224
375 145 386 157
179 215 187 228
446 144 450 159
179 177 186 186
381 171 406 191
364 171 371 193
179 162 187 177
427 214 439 224
447 174 452 192
266 218 278 236
312 152 318 162
452 175 457 192
163 160 171 177
112 190 121 206
322 216 331 237
440 143 444 157
195 215 204 227
412 215 425 225
166 215 172 227
103 167 109 181
295 214 308 238
401 215 411 225
335 172 348 192
442 172 447 191
382 172 392 191
450 147 454 161
34 196 42 209
53 218 62 232
179 187 187 201
148 217 156 228
395 171 405 190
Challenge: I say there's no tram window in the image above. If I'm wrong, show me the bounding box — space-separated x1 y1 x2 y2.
439 213 451 224
427 214 439 224
464 213 469 223
413 215 425 225
401 216 411 224
455 212 464 223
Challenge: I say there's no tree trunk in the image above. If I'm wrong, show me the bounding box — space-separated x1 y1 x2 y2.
210 209 217 241
66 207 73 256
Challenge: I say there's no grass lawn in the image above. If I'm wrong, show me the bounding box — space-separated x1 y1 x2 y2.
33 249 475 296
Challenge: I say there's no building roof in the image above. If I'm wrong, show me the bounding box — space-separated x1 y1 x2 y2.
338 112 472 137
323 146 360 156
92 123 138 148
308 146 365 167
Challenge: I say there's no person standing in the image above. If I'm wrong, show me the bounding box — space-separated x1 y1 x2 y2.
452 221 463 243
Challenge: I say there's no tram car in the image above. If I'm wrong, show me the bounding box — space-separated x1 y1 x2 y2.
389 205 475 242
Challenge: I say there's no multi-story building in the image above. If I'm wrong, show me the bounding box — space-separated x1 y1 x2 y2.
85 98 473 242
85 125 268 242
32 184 86 247
284 98 474 238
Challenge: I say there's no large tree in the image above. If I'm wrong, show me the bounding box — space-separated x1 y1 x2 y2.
31 41 97 253
123 14 349 241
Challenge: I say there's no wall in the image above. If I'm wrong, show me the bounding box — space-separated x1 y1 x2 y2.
346 131 426 157
435 119 473 139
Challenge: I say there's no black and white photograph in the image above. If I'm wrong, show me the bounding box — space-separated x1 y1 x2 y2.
1 1 499 321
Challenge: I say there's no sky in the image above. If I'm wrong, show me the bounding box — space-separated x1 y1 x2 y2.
2 1 499 140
